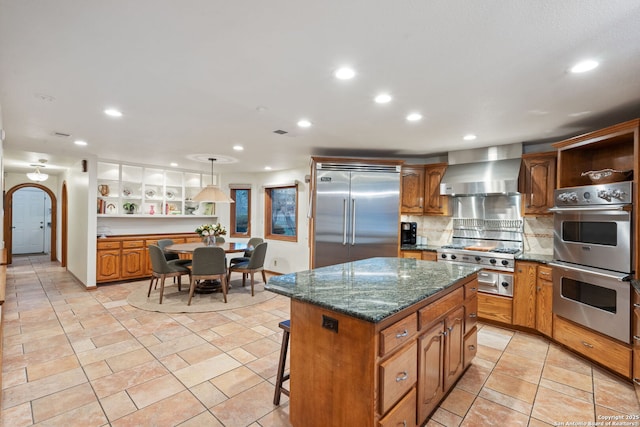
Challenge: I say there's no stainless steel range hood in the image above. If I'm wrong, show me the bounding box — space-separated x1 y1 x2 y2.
440 143 522 196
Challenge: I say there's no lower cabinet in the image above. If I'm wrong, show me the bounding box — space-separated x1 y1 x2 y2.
418 321 445 421
513 261 537 328
96 233 199 283
477 292 512 324
400 250 437 262
535 265 553 337
632 288 640 400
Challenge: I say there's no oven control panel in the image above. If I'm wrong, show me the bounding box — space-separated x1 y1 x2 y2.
554 181 632 206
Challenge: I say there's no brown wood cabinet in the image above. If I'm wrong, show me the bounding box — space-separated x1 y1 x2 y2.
513 261 537 328
520 152 556 216
477 292 512 324
400 250 437 262
423 163 450 216
554 315 632 378
289 274 477 427
96 233 199 283
401 166 425 214
535 265 553 337
400 164 450 216
633 288 640 400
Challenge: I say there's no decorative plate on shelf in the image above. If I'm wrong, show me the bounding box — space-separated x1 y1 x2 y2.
145 189 156 198
122 187 132 196
166 191 175 200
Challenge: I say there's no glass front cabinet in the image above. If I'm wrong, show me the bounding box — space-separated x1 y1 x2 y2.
96 161 216 217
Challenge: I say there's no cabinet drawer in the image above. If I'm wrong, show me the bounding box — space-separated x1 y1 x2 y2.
419 287 464 328
537 265 552 281
401 251 422 260
97 241 121 250
422 252 437 262
464 295 478 334
122 240 144 248
379 341 418 415
464 326 477 369
554 315 631 378
464 280 478 299
477 293 512 324
380 313 418 357
378 387 416 427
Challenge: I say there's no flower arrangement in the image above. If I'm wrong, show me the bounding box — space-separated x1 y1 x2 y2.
195 223 227 237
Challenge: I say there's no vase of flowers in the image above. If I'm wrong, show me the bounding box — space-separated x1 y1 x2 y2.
195 223 227 246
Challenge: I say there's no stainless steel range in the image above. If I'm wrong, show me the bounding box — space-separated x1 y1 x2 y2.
437 195 524 297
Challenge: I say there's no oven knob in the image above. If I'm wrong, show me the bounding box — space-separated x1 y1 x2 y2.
440 254 447 259
558 193 568 202
501 281 510 288
475 256 481 261
567 192 578 202
612 189 626 200
489 258 497 264
451 255 457 260
501 260 509 266
597 189 611 201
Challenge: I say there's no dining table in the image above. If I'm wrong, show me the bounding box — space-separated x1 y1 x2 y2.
164 241 251 293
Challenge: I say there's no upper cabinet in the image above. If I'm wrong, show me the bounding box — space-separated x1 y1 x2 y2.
520 152 557 216
400 166 425 213
97 162 216 217
552 119 639 188
401 164 450 216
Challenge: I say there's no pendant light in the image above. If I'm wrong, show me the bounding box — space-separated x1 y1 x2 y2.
26 160 49 182
192 158 234 203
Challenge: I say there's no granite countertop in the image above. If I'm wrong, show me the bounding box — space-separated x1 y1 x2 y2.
265 257 480 323
400 244 440 252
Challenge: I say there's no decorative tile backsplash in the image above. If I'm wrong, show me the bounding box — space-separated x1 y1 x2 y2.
401 215 554 255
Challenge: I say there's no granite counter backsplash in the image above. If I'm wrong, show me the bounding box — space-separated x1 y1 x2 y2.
265 257 479 323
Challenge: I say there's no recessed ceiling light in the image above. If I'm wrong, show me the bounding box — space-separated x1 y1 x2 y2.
374 93 392 104
406 113 422 122
104 108 123 117
74 140 87 146
170 162 178 167
233 145 244 151
264 166 272 171
297 119 312 128
570 60 599 73
463 134 477 141
568 111 591 117
334 67 356 80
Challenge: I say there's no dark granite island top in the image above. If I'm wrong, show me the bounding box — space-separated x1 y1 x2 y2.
266 257 480 323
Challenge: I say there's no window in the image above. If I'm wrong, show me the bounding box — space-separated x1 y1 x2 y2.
265 185 297 241
230 188 251 237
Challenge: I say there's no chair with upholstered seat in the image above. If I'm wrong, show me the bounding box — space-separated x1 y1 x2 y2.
188 246 228 305
227 242 268 296
229 237 264 267
147 245 191 304
157 239 192 267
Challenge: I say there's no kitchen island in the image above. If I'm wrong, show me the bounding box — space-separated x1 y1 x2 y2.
266 257 480 427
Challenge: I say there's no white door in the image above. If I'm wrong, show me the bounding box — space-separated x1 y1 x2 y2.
13 188 47 254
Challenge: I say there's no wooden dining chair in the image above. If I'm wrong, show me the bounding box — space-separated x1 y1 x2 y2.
188 246 228 305
227 242 268 296
147 245 191 304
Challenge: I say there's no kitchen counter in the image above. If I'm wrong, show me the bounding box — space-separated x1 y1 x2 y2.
268 256 479 426
400 244 440 252
266 257 480 322
516 252 554 263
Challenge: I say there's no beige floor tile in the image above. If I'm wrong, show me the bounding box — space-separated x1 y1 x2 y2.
90 329 133 347
91 360 168 399
178 342 224 365
31 383 97 423
210 381 279 426
504 331 549 361
538 378 593 403
27 354 80 382
34 401 108 426
531 385 596 424
541 363 593 393
190 381 229 408
257 403 293 427
227 347 259 364
476 343 503 363
106 347 156 372
209 328 266 352
483 371 538 403
429 407 463 426
211 366 265 398
100 391 138 423
146 333 207 359
2 367 87 409
460 396 530 426
173 353 242 388
111 390 206 427
493 351 544 384
0 402 33 427
545 344 593 376
83 360 113 380
177 411 225 427
455 361 493 395
478 387 533 415
127 373 186 408
476 325 514 351
594 373 640 415
76 339 144 365
242 336 282 358
3 367 27 388
440 387 476 417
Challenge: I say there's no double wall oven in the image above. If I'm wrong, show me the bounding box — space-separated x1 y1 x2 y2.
549 181 633 344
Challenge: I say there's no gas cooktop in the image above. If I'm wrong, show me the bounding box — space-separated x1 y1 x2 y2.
437 245 521 272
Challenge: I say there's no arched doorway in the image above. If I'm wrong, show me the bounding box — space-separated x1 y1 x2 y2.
4 183 58 265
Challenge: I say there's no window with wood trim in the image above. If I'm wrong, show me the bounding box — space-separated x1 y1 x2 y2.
265 185 297 242
230 188 251 237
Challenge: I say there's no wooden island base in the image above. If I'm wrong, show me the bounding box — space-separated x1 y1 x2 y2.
288 275 478 427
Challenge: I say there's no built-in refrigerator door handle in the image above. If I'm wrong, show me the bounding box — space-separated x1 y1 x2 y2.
342 199 348 245
351 199 356 245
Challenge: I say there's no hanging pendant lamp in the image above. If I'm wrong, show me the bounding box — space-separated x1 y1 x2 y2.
192 158 234 203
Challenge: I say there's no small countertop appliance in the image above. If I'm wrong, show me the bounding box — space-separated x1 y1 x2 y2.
401 222 417 245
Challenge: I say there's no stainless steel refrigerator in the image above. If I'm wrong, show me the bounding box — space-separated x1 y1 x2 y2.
312 163 401 268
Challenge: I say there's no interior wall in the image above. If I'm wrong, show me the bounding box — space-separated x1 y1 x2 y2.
66 158 93 287
220 166 310 274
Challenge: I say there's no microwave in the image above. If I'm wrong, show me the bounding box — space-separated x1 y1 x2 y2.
401 222 417 245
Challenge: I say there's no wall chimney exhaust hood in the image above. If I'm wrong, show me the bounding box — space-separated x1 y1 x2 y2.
440 143 522 196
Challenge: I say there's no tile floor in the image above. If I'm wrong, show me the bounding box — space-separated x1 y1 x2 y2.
2 255 639 426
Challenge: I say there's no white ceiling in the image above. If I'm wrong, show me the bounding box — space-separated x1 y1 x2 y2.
1 1 640 176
